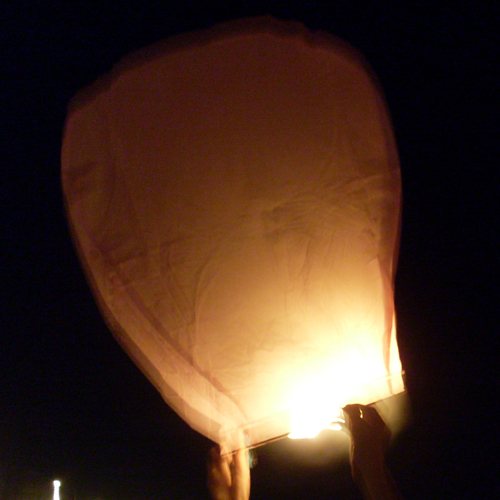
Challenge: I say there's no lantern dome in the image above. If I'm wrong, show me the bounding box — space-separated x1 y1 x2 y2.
62 17 404 451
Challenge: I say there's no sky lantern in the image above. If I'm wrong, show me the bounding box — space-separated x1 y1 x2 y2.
62 17 404 452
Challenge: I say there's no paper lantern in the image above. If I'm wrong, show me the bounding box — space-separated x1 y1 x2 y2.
62 17 404 452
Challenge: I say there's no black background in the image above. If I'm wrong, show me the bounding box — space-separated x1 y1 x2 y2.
2 2 497 499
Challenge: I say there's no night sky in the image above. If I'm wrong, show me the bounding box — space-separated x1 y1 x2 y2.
2 2 497 499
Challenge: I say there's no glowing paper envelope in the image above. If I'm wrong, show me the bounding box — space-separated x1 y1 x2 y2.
62 17 404 451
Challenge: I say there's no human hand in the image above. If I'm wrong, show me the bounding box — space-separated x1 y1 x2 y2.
343 404 391 483
207 446 251 500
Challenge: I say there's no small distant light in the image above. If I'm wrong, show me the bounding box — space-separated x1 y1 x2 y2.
53 479 61 500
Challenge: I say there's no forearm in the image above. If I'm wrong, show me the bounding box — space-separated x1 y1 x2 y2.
357 465 403 500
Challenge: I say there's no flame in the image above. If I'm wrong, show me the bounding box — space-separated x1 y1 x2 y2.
288 374 347 439
287 349 381 439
